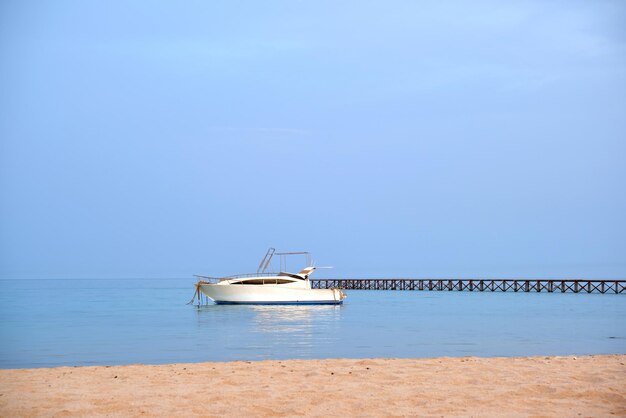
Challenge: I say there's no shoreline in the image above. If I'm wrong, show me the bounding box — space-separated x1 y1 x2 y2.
3 351 625 370
2 355 625 417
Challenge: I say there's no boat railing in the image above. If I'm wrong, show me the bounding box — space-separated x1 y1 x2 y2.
225 272 279 279
193 275 223 283
194 272 281 283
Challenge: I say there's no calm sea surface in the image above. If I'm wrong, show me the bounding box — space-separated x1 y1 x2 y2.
0 279 624 368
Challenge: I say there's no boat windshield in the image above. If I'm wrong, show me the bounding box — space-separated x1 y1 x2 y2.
278 272 305 280
232 278 295 285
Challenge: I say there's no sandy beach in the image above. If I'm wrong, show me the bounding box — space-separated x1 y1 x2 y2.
1 355 624 417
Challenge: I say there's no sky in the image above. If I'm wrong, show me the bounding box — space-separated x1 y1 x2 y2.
0 1 625 279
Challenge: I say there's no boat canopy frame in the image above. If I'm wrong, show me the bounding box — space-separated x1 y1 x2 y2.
257 248 312 274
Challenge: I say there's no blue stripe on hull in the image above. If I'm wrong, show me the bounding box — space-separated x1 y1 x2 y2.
214 300 344 305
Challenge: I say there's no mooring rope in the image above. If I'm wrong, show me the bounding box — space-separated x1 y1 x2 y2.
187 281 210 305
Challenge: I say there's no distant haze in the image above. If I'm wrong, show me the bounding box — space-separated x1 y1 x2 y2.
1 1 625 279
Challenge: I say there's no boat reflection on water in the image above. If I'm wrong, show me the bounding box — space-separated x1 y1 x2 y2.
250 304 342 334
194 303 344 358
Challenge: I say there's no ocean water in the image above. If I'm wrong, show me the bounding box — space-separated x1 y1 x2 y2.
0 279 624 369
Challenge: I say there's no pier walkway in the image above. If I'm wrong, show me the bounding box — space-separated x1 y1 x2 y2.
311 278 625 294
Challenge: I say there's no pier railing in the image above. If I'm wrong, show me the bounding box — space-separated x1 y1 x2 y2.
311 279 626 294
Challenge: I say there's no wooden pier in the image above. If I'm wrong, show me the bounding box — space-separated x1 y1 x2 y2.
311 279 626 294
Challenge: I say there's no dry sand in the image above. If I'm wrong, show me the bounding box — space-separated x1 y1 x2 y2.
1 355 625 417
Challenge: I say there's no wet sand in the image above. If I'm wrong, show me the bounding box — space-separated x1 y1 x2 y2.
1 355 625 417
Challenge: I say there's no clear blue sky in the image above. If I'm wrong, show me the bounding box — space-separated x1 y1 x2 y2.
1 1 624 279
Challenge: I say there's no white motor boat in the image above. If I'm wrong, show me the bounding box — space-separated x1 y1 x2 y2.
193 249 346 305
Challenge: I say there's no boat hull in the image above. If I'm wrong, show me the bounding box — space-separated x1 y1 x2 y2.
199 283 344 305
